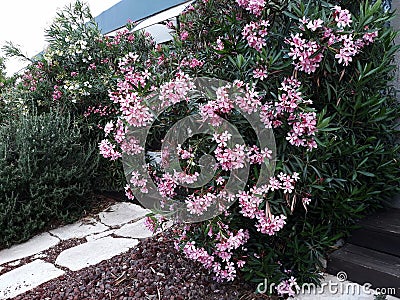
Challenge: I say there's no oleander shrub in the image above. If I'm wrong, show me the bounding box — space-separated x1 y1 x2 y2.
1 0 398 297
2 0 154 191
0 111 97 248
99 0 400 296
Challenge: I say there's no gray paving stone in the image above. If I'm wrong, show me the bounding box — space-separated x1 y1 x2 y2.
0 260 64 299
55 236 139 271
0 233 59 266
32 253 47 259
98 202 149 227
50 218 109 240
85 229 116 242
7 260 21 267
114 218 154 239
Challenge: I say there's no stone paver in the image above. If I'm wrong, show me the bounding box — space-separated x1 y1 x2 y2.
98 202 149 227
114 218 154 239
0 233 59 266
55 236 139 271
50 218 109 240
0 260 64 299
85 229 116 242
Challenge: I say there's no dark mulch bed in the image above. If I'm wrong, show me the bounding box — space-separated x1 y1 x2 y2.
14 230 270 300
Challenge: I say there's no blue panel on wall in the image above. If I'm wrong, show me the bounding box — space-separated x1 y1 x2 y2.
95 0 188 34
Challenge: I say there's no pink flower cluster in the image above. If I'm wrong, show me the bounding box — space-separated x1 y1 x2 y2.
100 117 146 160
22 62 45 92
236 0 266 16
332 5 352 28
120 137 144 155
214 37 225 51
215 144 247 171
99 139 121 160
130 170 148 193
177 144 194 160
212 131 272 171
363 30 379 45
180 225 249 281
154 169 200 202
334 34 361 66
180 57 204 69
253 67 268 80
107 54 156 129
174 170 199 184
84 104 114 118
237 172 299 235
287 33 323 74
100 29 139 47
200 82 262 127
288 7 379 70
52 85 62 101
260 77 317 150
159 72 195 107
242 20 270 52
144 216 157 232
186 192 217 215
156 173 177 198
255 212 287 235
235 83 262 114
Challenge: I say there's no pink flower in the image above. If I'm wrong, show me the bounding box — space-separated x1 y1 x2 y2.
253 67 268 80
159 72 195 107
363 30 378 45
215 144 247 171
237 191 262 219
332 5 353 28
177 144 194 159
213 131 232 147
156 173 177 198
255 212 287 235
186 193 216 215
234 84 262 114
180 31 189 40
242 20 270 51
306 19 324 31
287 33 324 74
189 58 204 68
103 121 114 136
216 177 225 185
237 260 246 268
120 137 144 155
130 171 148 193
88 63 96 70
214 37 225 51
52 85 62 101
99 139 122 160
276 276 300 297
236 0 266 15
302 197 311 211
144 216 157 233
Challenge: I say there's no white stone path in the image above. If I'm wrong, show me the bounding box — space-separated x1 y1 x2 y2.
0 201 398 299
0 202 153 299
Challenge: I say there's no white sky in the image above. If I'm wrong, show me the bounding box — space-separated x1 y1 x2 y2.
0 0 121 76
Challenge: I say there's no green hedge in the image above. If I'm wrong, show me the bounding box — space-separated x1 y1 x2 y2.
0 111 97 248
